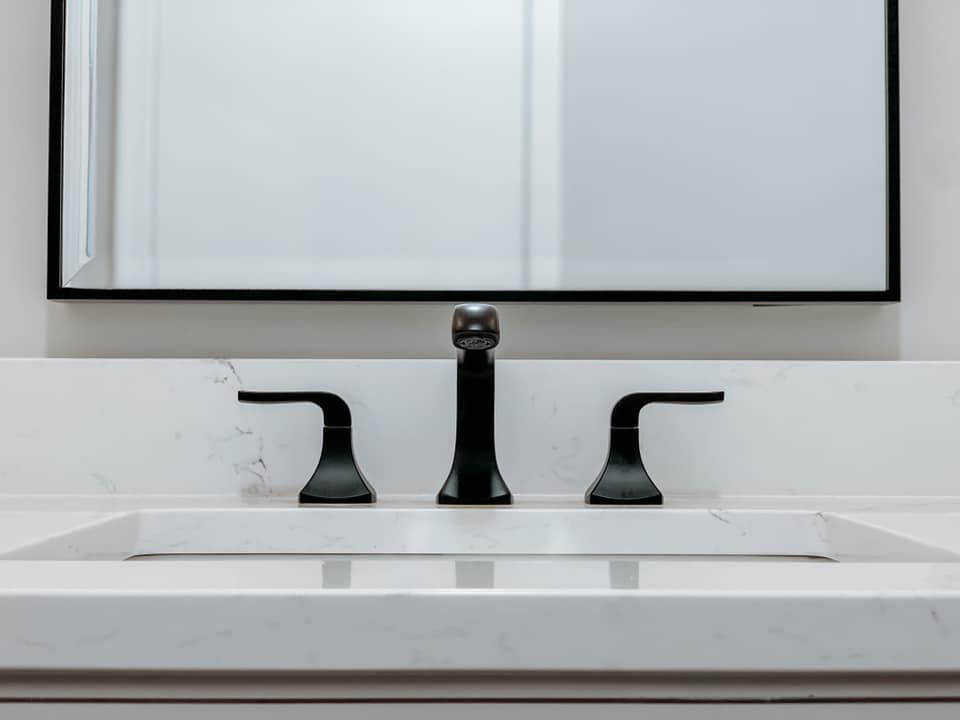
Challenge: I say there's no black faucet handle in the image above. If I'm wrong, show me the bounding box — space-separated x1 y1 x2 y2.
238 391 376 505
610 392 725 428
237 391 353 427
587 392 725 506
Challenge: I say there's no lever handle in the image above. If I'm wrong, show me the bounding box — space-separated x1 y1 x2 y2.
587 392 725 506
610 392 725 428
238 391 375 505
237 391 352 427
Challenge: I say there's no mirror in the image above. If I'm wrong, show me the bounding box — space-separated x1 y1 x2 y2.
50 0 898 300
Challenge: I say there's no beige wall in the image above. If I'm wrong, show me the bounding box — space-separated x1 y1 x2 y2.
1 0 957 360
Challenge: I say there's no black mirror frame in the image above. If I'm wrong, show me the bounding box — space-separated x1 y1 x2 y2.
46 0 900 304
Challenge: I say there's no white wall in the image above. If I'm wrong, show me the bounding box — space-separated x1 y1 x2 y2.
0 0 48 357
1 0 958 360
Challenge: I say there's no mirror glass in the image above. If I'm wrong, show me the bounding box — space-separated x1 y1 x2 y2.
56 0 893 295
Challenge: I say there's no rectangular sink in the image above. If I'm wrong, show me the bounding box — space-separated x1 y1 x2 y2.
2 507 956 571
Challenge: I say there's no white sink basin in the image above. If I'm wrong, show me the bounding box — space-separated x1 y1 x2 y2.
3 506 957 573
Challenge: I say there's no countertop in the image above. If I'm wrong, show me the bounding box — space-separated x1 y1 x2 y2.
2 494 960 675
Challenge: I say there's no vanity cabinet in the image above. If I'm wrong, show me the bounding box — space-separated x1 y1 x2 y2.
4 704 960 719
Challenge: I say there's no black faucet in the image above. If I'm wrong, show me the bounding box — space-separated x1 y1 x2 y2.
238 391 376 505
437 304 513 505
586 392 725 505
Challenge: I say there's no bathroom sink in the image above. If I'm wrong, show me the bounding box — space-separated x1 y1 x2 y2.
2 506 956 575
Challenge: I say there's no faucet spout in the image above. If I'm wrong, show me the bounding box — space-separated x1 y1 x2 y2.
437 304 512 505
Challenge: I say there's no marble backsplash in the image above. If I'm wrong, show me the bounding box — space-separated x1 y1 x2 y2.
1 359 958 498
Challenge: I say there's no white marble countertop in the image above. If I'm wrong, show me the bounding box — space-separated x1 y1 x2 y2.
3 494 960 675
5 360 960 678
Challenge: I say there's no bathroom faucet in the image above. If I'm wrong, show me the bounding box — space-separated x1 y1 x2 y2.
437 304 513 505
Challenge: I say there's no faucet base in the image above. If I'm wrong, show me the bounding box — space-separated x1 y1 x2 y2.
437 470 512 506
585 427 663 506
299 428 377 505
585 479 663 506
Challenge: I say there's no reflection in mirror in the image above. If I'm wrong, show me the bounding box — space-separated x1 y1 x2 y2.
455 560 496 589
58 0 892 294
609 560 640 590
322 559 353 589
